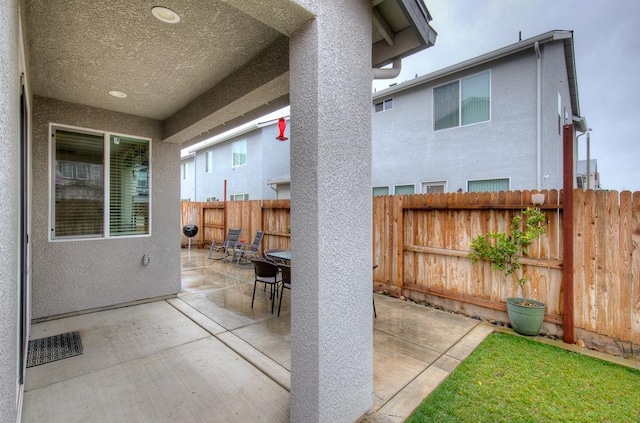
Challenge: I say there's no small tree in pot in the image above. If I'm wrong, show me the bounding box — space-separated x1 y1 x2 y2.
468 207 547 335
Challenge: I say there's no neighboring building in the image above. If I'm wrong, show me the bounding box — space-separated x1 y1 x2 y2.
577 159 600 189
181 118 290 201
372 30 588 195
181 30 588 201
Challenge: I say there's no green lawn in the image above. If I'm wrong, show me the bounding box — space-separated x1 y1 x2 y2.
408 332 640 423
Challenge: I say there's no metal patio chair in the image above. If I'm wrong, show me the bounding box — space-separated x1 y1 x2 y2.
277 264 291 316
208 228 241 261
251 259 282 314
233 231 264 265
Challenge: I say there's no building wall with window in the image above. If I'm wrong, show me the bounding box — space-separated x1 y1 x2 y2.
31 96 181 319
372 35 577 194
182 119 290 201
180 155 195 201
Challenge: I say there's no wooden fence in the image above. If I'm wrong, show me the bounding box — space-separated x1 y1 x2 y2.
180 189 640 348
181 200 290 252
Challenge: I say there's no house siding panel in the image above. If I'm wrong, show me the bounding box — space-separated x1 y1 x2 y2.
372 49 544 192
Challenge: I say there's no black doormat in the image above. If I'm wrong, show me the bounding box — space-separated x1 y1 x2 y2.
27 331 83 368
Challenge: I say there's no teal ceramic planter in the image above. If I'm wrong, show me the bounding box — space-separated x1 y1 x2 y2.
506 297 546 336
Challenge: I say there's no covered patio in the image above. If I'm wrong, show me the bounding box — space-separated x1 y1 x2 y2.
21 249 493 422
2 1 444 421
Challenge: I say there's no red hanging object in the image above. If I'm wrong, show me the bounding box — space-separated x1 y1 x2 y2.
276 117 288 141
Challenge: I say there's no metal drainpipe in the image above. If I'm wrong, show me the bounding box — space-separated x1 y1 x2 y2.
372 59 401 80
535 41 542 190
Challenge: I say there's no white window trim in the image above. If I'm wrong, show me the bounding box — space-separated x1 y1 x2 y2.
48 123 152 241
432 70 491 132
374 97 394 113
394 183 416 195
231 139 247 168
466 177 511 192
372 185 391 196
205 150 213 173
230 193 249 201
420 180 448 193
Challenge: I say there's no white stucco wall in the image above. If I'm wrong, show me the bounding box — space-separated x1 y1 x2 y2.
0 0 20 420
31 97 181 318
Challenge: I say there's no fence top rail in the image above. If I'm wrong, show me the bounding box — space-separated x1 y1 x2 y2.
402 204 563 211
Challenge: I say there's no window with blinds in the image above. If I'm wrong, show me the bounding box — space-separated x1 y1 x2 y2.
232 139 247 167
394 184 415 195
109 135 149 236
51 126 150 240
434 70 490 131
467 178 509 193
372 186 390 196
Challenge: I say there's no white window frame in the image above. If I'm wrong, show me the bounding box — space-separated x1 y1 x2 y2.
182 162 188 180
372 186 390 196
374 98 394 113
394 184 415 195
421 180 447 194
49 123 152 241
230 193 249 201
205 150 213 173
466 177 510 193
232 139 247 168
433 70 491 131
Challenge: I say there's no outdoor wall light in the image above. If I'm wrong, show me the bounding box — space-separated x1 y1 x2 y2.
152 6 181 24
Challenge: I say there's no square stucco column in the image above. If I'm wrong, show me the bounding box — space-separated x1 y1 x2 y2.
289 1 373 422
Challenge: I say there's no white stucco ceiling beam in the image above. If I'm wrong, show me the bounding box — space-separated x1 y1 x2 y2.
373 26 427 67
373 8 395 46
223 0 315 36
162 36 289 145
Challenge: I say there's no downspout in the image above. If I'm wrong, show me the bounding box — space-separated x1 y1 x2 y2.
372 59 401 79
535 41 542 190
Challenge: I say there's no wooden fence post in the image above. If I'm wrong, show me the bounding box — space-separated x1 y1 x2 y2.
563 124 575 344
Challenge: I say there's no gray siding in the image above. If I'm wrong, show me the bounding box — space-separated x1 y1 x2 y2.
541 41 573 189
187 121 290 201
372 42 569 192
31 97 181 318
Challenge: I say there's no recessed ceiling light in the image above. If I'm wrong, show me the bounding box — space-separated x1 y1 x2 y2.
108 90 127 98
152 6 180 24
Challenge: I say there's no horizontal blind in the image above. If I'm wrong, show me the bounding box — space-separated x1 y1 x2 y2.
54 129 104 238
110 135 149 236
468 178 509 193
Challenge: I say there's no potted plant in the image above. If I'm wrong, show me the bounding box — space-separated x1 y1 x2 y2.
468 207 547 335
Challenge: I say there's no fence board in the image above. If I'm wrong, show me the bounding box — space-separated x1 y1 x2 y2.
631 192 640 344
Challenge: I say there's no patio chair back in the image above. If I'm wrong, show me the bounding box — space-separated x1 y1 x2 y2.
251 259 282 313
277 264 291 316
209 228 241 260
234 231 264 264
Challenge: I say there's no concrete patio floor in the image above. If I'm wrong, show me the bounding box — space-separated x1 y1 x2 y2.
21 249 494 423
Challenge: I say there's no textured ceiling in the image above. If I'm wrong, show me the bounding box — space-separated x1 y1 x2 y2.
26 0 435 145
26 0 283 121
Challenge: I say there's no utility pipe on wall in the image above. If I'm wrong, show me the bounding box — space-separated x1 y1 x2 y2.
534 41 542 190
372 59 401 80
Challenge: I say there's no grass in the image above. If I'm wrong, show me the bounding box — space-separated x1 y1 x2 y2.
407 332 640 423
